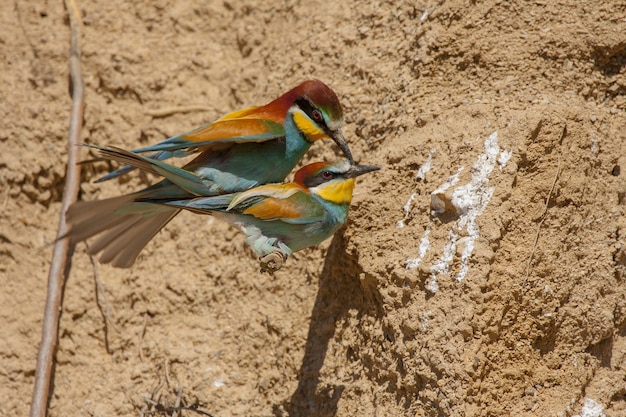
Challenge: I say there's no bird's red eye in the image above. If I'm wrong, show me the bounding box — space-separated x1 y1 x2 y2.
311 109 323 122
322 171 333 179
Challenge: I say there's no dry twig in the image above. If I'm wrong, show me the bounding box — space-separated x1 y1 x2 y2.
171 385 183 417
89 253 117 353
29 1 85 416
526 126 566 279
138 314 148 362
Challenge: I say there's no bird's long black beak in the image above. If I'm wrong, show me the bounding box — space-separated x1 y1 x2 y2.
344 163 380 179
330 129 355 164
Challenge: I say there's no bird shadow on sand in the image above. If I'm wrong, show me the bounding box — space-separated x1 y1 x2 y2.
279 228 383 417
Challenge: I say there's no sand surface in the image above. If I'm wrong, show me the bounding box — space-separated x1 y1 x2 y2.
2 1 625 416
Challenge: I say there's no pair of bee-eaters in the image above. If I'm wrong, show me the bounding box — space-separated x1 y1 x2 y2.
66 80 379 271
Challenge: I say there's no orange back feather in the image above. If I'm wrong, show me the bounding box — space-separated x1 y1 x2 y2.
243 198 302 219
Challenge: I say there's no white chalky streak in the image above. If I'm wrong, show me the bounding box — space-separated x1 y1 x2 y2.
421 310 433 330
406 228 431 269
396 192 417 228
428 229 458 292
416 148 435 180
574 398 606 417
451 131 500 281
498 149 512 169
397 149 436 228
426 131 509 285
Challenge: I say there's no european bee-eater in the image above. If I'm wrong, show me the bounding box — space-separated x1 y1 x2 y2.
138 159 380 272
66 80 355 267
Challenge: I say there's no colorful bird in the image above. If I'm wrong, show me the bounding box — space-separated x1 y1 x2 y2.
136 158 380 272
66 80 355 267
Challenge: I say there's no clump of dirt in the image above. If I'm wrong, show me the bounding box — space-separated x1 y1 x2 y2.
1 1 625 416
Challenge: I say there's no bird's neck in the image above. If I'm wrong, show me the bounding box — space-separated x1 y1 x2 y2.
283 111 317 161
287 107 328 144
310 185 351 227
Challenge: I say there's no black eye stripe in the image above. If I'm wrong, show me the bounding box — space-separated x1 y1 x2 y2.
303 170 338 188
295 97 327 128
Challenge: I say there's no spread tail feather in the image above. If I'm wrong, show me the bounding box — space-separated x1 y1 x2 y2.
91 209 178 268
66 192 179 268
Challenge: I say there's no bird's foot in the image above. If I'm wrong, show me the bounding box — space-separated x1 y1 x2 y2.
259 251 288 274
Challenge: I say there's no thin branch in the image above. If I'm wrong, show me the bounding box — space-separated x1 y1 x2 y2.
138 314 148 362
160 406 215 417
171 385 183 417
90 253 117 353
30 1 84 417
164 358 172 387
526 126 566 279
143 383 216 417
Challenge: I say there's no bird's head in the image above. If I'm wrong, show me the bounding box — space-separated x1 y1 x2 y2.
294 160 380 205
269 80 354 163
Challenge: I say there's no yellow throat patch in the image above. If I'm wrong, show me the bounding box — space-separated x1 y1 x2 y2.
293 111 327 142
313 178 355 205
